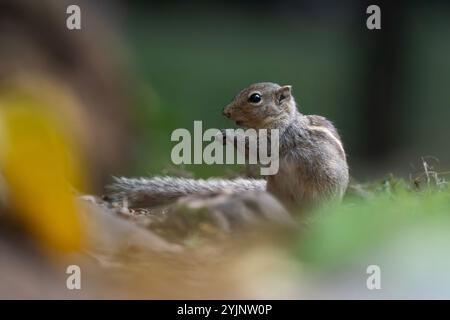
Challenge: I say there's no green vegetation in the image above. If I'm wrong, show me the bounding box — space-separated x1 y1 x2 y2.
297 166 450 269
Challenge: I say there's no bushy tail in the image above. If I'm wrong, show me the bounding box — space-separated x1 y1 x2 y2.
107 176 266 208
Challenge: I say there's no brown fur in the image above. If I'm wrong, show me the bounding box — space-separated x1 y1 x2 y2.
223 82 349 209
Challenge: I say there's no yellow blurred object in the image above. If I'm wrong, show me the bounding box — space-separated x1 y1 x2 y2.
0 91 86 253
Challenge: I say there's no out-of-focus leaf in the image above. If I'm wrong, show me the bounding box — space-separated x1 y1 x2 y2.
0 93 86 252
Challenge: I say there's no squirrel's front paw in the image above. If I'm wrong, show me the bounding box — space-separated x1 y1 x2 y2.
214 129 228 145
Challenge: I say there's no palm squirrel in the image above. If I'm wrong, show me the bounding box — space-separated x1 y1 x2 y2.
108 82 349 210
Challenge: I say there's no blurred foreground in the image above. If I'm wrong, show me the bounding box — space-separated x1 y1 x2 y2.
0 119 449 298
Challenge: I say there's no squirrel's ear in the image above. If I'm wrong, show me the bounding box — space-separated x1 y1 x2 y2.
277 85 292 104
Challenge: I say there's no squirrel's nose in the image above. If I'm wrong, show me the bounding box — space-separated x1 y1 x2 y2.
223 109 231 118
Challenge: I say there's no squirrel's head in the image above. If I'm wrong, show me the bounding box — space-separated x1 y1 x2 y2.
223 82 297 129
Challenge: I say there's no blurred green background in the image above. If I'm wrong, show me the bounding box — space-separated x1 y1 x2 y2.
119 1 450 181
1 0 449 182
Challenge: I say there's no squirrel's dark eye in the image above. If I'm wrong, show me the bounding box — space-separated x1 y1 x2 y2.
248 93 262 104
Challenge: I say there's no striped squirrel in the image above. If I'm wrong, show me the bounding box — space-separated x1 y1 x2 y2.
108 82 349 211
